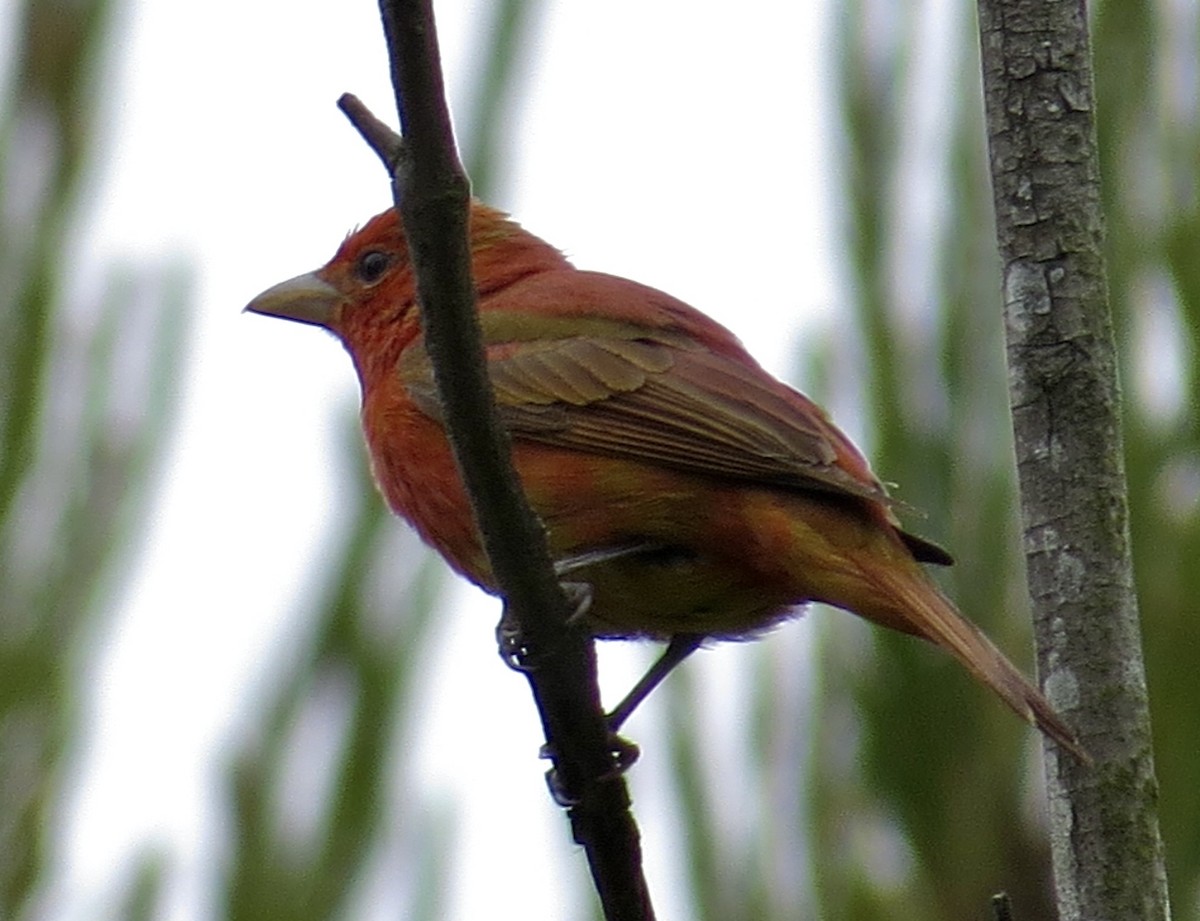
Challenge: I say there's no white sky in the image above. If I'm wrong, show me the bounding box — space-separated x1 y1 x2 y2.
50 2 842 918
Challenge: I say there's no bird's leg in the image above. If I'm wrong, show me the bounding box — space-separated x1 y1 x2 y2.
606 633 705 732
505 542 700 786
541 630 698 785
557 542 706 729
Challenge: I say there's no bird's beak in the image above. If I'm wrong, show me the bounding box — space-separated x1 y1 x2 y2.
245 272 341 328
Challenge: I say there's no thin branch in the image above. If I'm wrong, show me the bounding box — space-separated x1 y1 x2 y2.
342 2 655 918
976 2 1169 920
337 93 404 169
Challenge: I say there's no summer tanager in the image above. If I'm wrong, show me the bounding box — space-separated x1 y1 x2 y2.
247 202 1085 760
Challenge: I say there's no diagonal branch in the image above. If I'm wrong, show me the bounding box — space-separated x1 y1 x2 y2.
339 2 656 918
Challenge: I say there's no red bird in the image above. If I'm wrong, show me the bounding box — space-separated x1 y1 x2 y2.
247 202 1085 760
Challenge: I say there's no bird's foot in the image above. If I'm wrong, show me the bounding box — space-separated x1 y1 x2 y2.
495 582 594 671
496 606 536 671
540 734 641 806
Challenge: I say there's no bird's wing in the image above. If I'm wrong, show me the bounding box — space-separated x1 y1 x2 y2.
399 323 953 565
400 325 887 504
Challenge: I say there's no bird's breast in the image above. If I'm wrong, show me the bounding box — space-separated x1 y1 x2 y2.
361 382 490 582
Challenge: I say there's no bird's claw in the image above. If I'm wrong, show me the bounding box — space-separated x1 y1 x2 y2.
560 580 594 625
540 734 641 806
495 582 594 671
496 608 536 672
605 734 641 774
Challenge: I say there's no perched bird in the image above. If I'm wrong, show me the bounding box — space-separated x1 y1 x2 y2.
247 202 1085 760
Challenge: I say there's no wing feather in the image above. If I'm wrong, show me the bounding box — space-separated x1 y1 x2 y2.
400 329 889 504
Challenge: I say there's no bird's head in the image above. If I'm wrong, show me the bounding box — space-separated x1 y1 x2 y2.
246 208 415 351
246 202 568 384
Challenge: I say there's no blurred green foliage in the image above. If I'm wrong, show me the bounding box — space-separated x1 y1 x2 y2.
221 470 450 921
1094 2 1200 914
800 1 1196 919
809 2 1054 915
0 0 189 917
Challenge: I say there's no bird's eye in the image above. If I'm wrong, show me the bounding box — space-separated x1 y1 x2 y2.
355 250 391 284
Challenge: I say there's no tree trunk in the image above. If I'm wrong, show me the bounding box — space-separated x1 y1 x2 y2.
976 2 1170 920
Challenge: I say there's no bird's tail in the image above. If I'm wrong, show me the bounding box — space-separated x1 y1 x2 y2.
851 550 1090 763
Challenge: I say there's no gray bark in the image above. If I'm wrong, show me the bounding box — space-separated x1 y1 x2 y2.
975 2 1170 920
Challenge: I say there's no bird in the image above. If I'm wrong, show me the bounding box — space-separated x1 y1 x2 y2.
246 201 1086 761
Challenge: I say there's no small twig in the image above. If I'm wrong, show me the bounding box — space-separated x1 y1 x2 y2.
338 93 404 170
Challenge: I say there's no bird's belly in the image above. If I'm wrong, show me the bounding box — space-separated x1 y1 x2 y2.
517 447 800 639
562 545 799 640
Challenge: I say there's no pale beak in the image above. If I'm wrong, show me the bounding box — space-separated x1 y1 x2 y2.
245 272 341 328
